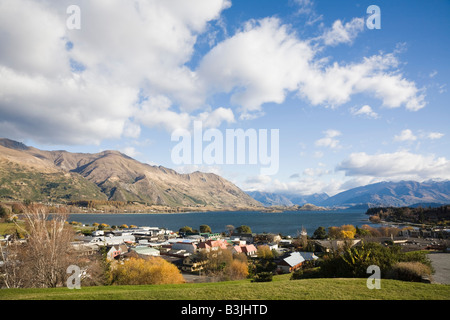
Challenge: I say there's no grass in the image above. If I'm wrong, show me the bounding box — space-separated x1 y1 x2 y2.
1 274 449 300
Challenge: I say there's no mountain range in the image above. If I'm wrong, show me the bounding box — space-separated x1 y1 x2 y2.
0 138 260 209
247 180 450 208
1 138 449 210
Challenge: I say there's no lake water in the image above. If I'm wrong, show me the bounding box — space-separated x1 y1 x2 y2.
69 209 378 237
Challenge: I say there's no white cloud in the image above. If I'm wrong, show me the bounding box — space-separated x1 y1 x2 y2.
194 107 235 129
315 129 342 149
303 167 330 177
394 129 417 142
350 105 379 119
0 0 230 144
198 17 315 117
337 151 450 181
0 1 427 146
321 18 365 46
427 132 444 140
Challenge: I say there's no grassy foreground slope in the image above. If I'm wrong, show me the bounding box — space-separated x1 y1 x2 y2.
1 275 449 300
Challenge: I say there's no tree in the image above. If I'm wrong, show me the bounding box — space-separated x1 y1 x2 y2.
0 204 11 220
225 225 235 236
179 226 193 233
111 257 184 285
257 245 274 260
236 225 252 234
200 224 212 233
5 205 76 288
313 226 327 239
224 260 249 280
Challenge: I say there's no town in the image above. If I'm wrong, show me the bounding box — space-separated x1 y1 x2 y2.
62 221 449 283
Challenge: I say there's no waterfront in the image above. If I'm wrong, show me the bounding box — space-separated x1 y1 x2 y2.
69 209 379 236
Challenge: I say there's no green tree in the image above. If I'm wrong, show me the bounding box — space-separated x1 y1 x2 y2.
236 225 252 234
179 226 193 233
199 224 212 233
313 226 327 239
0 205 11 219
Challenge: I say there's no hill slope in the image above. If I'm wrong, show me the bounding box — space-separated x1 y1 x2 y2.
320 180 450 207
0 138 261 208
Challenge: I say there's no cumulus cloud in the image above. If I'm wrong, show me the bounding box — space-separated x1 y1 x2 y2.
0 0 427 146
350 105 379 119
427 132 444 140
394 129 417 142
315 130 342 149
337 151 450 181
199 17 426 119
0 0 230 144
321 18 365 46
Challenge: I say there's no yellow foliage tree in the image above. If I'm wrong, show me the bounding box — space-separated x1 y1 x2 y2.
224 260 249 280
112 257 185 285
256 245 273 260
338 230 355 239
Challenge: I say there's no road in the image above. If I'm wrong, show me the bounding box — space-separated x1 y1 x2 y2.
428 252 450 285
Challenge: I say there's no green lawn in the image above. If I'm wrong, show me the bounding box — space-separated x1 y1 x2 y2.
1 274 449 300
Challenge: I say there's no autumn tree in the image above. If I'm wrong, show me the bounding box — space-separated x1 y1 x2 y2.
111 257 184 285
257 245 274 260
224 260 249 280
5 205 76 288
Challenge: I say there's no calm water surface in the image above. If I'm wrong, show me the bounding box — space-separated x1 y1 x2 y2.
69 209 377 236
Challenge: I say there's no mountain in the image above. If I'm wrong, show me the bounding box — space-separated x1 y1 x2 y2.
319 180 450 208
0 138 261 209
246 180 450 209
246 191 329 207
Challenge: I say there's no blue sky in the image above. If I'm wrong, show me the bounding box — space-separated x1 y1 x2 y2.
0 0 449 196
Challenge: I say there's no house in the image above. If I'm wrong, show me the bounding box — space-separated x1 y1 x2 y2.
172 241 197 254
298 251 319 261
106 244 129 261
232 244 258 256
197 239 228 252
181 254 208 273
313 239 360 253
277 252 305 273
91 230 104 236
231 233 254 244
129 246 160 257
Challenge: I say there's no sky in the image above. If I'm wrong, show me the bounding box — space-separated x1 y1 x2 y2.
0 0 449 196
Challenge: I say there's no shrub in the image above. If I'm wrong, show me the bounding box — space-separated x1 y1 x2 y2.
252 272 273 282
224 260 249 280
112 257 185 285
387 262 432 282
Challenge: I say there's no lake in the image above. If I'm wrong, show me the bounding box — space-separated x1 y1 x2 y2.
69 209 378 236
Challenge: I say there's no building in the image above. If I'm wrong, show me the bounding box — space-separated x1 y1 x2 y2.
172 241 198 254
105 244 129 261
197 239 228 252
313 239 361 253
181 255 208 273
277 252 305 273
129 246 160 257
232 244 258 256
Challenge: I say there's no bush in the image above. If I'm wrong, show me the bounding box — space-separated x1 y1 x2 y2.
252 272 273 282
112 257 185 285
291 267 321 280
387 262 432 282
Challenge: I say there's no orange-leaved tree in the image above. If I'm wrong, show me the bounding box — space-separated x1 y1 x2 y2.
112 257 185 285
